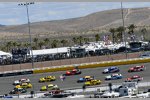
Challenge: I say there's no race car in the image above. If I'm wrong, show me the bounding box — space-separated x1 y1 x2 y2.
102 67 120 74
105 73 123 80
125 75 143 82
13 78 30 85
128 65 145 72
77 76 94 83
40 84 59 91
15 83 32 89
64 69 81 76
9 88 27 94
39 76 56 82
84 79 102 86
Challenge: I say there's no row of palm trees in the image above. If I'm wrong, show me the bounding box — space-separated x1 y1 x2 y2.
1 24 148 52
2 34 101 52
109 24 147 43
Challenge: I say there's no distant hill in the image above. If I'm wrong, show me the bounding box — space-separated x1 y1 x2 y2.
0 7 150 36
0 24 5 27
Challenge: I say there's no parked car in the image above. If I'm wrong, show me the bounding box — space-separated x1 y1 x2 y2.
140 52 150 58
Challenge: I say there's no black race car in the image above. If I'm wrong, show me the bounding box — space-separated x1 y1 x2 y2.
9 88 27 94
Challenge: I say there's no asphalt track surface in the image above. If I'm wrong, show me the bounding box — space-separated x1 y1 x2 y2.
0 62 149 95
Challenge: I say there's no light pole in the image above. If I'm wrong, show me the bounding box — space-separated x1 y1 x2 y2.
18 2 34 68
121 2 128 59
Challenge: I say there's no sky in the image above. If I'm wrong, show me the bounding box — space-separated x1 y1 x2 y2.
1 2 150 25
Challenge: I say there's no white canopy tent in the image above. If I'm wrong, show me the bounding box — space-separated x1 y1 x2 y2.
28 47 70 56
0 51 12 57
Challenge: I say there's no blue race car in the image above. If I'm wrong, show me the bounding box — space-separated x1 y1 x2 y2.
102 67 120 74
105 73 123 80
77 76 94 83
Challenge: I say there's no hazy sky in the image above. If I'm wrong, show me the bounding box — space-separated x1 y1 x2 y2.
1 2 150 25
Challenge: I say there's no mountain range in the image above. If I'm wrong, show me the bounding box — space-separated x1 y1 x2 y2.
0 7 150 37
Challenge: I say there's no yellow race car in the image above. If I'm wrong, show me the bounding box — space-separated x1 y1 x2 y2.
39 76 56 83
84 79 102 86
15 83 32 89
40 84 59 91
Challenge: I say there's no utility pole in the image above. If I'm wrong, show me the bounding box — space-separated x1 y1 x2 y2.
18 2 34 68
121 2 128 59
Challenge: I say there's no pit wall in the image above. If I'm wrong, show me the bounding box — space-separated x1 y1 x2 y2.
33 58 150 74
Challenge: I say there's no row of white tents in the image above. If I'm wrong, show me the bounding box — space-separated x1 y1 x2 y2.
0 41 149 59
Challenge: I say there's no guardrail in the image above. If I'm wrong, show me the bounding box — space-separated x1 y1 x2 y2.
0 57 149 77
33 57 150 74
0 69 33 77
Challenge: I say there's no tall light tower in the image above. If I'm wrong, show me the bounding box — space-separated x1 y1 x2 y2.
18 2 34 68
121 2 128 59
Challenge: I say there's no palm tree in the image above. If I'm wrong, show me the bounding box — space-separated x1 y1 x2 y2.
128 24 136 35
84 38 89 44
116 26 125 42
128 24 136 41
51 40 59 48
38 40 45 49
6 41 13 51
16 42 22 48
61 39 68 47
109 28 116 44
33 38 39 47
12 41 18 48
23 42 30 48
72 37 78 44
77 36 83 45
95 34 100 42
44 38 50 48
141 27 147 41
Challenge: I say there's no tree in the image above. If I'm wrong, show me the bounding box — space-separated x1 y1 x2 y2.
141 27 147 41
33 38 39 47
84 38 89 44
109 28 116 44
95 34 100 42
116 26 125 42
51 40 59 48
128 24 136 35
128 24 136 41
12 41 18 48
44 38 50 47
23 42 30 48
16 42 22 48
61 39 68 47
6 41 13 51
72 37 78 44
38 40 45 49
77 36 83 45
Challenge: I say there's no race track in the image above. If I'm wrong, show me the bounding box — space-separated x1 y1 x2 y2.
0 62 149 95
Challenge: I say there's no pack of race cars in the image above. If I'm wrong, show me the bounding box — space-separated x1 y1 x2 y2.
9 65 145 95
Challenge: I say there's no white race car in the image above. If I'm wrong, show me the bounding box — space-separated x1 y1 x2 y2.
105 73 123 80
13 78 30 85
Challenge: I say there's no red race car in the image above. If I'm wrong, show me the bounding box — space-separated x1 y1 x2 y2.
64 69 81 76
125 75 143 82
128 65 145 72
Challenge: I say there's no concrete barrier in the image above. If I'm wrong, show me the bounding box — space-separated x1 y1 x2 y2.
33 58 150 74
33 65 74 74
